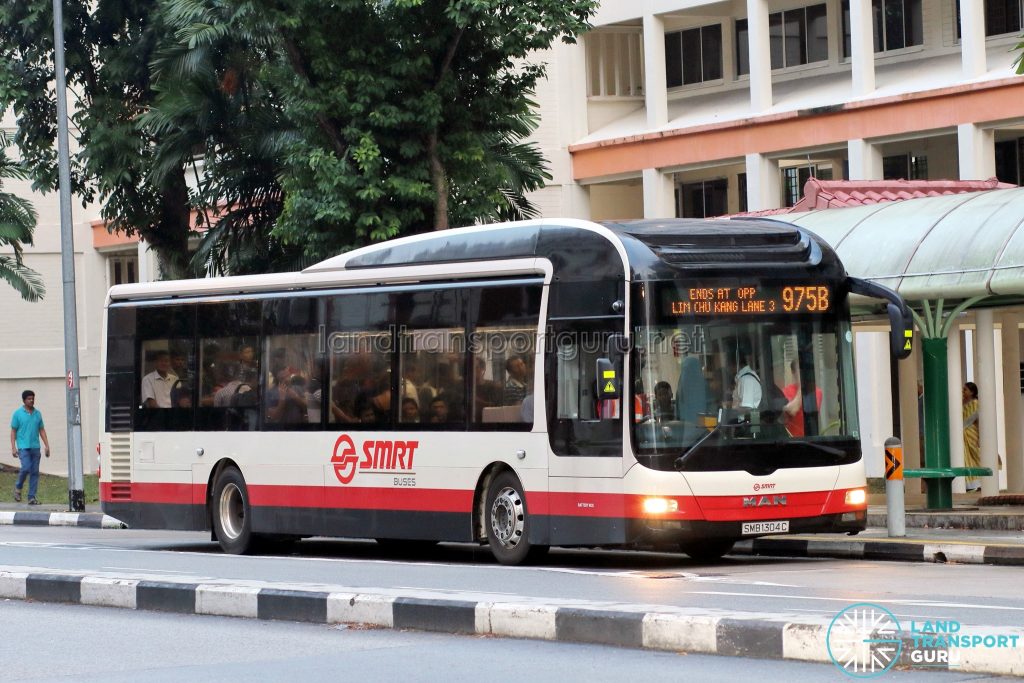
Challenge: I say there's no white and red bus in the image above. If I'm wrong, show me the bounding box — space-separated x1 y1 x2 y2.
99 218 911 564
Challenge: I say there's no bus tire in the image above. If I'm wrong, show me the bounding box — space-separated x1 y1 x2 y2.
679 538 735 562
212 467 254 555
485 472 545 565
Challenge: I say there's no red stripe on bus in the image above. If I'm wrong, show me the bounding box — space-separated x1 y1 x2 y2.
101 481 864 520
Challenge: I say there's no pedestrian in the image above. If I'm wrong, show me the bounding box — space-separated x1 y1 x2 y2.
10 389 50 505
962 382 981 492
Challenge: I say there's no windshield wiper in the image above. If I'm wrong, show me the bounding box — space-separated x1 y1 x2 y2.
673 422 745 470
783 438 846 460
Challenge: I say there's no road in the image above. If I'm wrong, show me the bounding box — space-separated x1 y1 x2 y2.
0 600 984 682
2 525 1023 631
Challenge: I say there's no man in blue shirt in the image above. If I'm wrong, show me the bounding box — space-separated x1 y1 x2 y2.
9 390 50 504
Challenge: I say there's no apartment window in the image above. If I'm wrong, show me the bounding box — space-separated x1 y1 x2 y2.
996 139 1024 185
665 24 723 87
782 165 833 207
738 173 748 213
737 4 828 75
677 179 728 217
586 30 644 97
109 254 138 286
882 153 928 180
841 0 922 56
988 0 1022 34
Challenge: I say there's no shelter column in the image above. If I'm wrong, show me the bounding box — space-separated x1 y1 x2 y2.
976 309 1000 496
744 153 780 211
958 123 995 180
643 168 675 218
847 139 882 180
1002 313 1024 491
848 0 875 95
959 0 987 79
746 0 772 112
947 322 965 494
898 353 921 471
922 335 952 508
643 13 668 128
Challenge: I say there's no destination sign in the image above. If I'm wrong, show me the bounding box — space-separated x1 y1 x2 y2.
666 284 832 316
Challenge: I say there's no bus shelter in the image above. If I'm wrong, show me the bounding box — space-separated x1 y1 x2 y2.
783 186 1024 508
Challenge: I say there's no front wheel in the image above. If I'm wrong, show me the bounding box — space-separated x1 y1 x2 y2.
485 471 546 565
211 467 253 554
679 538 736 562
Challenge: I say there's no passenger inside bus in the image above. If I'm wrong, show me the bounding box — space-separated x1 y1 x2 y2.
783 359 822 436
653 381 674 422
401 397 420 423
503 356 530 405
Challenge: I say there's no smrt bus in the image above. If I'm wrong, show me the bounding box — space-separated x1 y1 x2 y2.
99 218 911 565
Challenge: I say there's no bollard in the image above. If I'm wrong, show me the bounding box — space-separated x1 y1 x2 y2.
884 436 905 538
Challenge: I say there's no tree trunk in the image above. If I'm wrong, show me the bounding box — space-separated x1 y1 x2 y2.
142 170 193 280
427 129 449 231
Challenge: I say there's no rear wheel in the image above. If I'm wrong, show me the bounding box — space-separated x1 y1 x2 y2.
679 538 736 562
485 471 546 565
211 467 253 555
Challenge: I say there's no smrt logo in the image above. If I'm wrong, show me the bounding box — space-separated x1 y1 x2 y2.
331 434 418 485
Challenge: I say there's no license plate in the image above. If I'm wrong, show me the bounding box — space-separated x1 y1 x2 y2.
742 520 789 535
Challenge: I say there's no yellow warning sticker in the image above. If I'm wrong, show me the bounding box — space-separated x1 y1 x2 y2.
904 330 913 338
904 340 912 350
602 370 616 379
603 380 616 394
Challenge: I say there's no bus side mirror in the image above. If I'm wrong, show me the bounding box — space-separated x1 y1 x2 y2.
886 303 913 360
848 277 913 360
595 357 620 400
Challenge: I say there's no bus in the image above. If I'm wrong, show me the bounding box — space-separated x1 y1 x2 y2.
99 218 912 565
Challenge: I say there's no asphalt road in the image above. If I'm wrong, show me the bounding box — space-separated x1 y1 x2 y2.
0 600 986 682
2 525 1023 631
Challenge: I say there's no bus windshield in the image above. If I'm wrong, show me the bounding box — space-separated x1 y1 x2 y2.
632 280 860 466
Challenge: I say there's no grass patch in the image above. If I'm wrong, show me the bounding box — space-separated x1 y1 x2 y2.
0 463 99 504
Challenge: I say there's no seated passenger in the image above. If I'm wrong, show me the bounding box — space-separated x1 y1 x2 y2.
400 397 421 424
653 381 674 422
428 396 449 423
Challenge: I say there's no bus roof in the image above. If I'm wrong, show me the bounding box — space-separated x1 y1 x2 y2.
107 217 844 303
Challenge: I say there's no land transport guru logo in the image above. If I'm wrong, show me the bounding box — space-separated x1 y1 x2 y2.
826 602 1021 678
331 433 418 485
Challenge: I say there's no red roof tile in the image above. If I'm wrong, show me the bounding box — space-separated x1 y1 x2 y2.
728 177 1017 218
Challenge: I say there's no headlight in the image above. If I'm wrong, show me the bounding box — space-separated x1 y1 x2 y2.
845 488 867 506
642 497 679 514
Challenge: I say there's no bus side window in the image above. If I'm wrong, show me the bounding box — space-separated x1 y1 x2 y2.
134 304 195 432
263 297 324 429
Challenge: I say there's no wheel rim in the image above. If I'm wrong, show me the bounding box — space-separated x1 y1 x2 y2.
218 482 245 541
489 486 525 550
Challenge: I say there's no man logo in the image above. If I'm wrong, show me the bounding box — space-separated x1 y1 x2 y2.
331 434 359 484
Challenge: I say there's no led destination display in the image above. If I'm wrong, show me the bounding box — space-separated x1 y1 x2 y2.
666 284 833 316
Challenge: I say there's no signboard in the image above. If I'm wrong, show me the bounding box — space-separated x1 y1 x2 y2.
665 284 832 316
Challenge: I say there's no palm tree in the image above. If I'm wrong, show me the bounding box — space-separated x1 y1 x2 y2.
0 133 44 302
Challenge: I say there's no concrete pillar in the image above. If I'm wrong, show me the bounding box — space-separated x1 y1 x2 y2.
947 322 966 493
642 168 675 218
1002 313 1024 491
976 309 1000 495
898 350 921 471
958 123 996 180
959 0 987 79
744 153 781 211
848 0 875 96
137 239 155 283
746 0 772 112
556 40 590 220
848 139 883 180
564 184 592 220
643 13 668 129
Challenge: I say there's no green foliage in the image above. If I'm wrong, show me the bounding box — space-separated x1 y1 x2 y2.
0 134 45 302
1 0 596 275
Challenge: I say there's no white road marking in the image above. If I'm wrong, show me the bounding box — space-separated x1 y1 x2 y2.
691 590 1024 612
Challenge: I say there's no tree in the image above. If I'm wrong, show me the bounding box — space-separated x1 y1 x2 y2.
0 0 194 278
160 0 595 262
0 134 45 301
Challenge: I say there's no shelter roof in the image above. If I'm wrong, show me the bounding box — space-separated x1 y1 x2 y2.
777 186 1024 302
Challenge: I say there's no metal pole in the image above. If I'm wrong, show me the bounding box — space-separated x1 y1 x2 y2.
885 436 905 538
51 0 85 511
